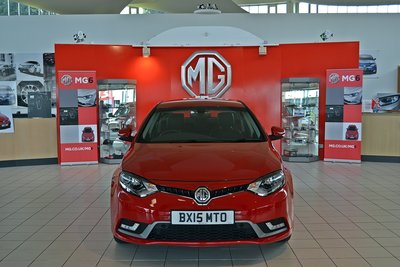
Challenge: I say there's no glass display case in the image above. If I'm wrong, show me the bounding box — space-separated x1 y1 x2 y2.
98 79 136 164
281 78 319 162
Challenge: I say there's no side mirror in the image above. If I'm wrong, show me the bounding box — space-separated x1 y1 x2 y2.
269 126 285 141
118 127 134 142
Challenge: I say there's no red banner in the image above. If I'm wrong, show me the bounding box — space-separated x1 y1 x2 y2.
57 70 99 165
324 69 363 162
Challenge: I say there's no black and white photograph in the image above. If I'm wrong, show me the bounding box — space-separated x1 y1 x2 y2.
359 50 379 78
78 89 97 107
325 105 344 122
15 53 44 81
44 79 57 107
344 87 362 105
0 81 17 106
27 91 52 118
43 53 55 81
17 80 45 107
0 106 14 133
0 53 16 81
60 107 78 125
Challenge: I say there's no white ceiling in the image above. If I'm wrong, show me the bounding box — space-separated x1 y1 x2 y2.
16 0 400 14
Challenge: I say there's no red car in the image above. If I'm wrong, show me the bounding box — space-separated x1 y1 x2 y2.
345 124 359 140
81 127 95 142
111 99 294 246
0 112 11 129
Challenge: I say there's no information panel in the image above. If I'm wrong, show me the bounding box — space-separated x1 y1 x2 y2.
57 71 98 165
324 69 363 163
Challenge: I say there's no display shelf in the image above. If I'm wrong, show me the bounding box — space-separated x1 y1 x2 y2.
98 79 136 164
281 78 320 162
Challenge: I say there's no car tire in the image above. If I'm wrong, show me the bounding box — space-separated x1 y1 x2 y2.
114 236 127 244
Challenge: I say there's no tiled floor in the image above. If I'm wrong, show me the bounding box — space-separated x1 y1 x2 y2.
1 161 400 266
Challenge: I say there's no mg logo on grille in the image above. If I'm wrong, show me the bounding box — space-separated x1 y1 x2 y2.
194 187 211 204
181 51 232 98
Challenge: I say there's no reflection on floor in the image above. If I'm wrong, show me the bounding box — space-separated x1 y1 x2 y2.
0 161 400 267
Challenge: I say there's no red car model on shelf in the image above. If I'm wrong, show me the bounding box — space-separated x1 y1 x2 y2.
111 99 294 246
345 124 359 140
0 112 11 129
81 127 95 142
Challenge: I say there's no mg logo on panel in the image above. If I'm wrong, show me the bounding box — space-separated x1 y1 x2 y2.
328 73 340 84
342 75 360 82
60 75 73 86
181 51 232 98
75 77 94 84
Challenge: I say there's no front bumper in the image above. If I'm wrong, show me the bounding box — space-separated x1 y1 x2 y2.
111 179 293 246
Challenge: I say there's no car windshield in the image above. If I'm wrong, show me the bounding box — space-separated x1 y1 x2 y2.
348 126 357 131
83 128 92 133
137 106 265 143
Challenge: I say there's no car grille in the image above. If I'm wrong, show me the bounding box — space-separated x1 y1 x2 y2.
156 184 248 200
147 223 258 241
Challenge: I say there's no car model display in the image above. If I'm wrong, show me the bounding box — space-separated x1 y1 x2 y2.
111 99 294 246
18 61 42 75
78 89 97 107
374 93 400 111
345 125 359 140
0 112 11 129
344 87 362 105
359 54 377 75
0 63 14 77
82 127 95 142
0 85 16 105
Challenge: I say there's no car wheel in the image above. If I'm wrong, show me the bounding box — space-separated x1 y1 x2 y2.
20 84 40 105
114 236 127 244
17 81 43 107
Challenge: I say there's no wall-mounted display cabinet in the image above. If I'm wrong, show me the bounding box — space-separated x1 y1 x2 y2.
98 79 136 164
281 78 320 162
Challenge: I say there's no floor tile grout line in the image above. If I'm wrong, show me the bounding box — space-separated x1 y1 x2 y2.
5 167 115 266
0 167 112 263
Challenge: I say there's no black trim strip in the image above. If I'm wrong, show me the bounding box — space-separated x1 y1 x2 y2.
0 158 58 168
361 155 400 163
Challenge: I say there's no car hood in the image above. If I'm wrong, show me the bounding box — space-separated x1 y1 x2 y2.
121 142 282 182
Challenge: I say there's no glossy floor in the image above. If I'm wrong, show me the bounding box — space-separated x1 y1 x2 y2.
1 161 400 267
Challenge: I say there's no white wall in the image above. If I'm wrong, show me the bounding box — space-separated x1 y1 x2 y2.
0 13 399 100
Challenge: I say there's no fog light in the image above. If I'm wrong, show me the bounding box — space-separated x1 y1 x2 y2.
121 223 139 231
265 222 285 231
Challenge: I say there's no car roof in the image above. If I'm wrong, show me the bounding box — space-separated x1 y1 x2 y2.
157 98 245 109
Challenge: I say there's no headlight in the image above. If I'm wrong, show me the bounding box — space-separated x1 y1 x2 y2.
247 170 285 197
119 171 158 197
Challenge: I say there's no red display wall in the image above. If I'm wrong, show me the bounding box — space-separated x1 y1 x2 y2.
55 42 359 159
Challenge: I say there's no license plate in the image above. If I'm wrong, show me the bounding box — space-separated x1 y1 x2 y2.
171 211 234 225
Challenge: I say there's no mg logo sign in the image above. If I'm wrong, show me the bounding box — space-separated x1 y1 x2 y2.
60 75 73 86
181 51 232 98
